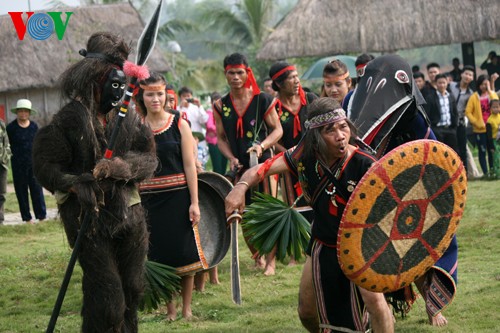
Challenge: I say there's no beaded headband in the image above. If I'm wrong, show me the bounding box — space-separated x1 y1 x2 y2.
304 108 347 129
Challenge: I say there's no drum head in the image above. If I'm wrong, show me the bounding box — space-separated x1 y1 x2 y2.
338 140 467 292
198 176 231 268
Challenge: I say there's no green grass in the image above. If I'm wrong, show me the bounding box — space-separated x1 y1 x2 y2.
4 192 57 214
0 180 499 332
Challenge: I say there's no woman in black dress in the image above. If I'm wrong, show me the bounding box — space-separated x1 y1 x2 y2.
136 72 204 321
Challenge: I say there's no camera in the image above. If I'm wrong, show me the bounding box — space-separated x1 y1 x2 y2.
186 98 194 103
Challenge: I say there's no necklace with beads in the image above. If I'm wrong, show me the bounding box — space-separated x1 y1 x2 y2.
315 152 349 206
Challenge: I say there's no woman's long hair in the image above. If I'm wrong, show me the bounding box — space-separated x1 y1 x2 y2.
476 74 489 95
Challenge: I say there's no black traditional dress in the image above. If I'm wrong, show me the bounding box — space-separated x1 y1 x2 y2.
214 92 276 169
285 141 377 332
277 92 317 208
214 92 277 204
140 113 207 275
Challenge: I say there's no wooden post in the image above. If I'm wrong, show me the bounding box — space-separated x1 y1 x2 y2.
461 42 476 81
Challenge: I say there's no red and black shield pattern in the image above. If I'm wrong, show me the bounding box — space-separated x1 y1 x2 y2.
338 140 466 292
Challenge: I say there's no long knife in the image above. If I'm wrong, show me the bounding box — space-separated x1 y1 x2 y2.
228 211 242 305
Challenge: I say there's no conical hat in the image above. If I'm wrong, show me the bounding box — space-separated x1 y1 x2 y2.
338 140 467 292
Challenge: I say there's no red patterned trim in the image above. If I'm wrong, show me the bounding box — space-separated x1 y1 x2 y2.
139 173 186 191
176 224 209 276
193 224 208 269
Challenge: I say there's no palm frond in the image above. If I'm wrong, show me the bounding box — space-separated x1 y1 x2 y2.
240 0 273 42
139 260 180 312
242 192 311 262
199 6 253 46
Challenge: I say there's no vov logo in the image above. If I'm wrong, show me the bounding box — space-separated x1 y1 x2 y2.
9 12 73 41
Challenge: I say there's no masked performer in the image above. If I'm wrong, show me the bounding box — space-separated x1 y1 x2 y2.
350 54 457 327
32 32 157 333
226 98 394 333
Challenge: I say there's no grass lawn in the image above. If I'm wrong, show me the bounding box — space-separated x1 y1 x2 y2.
0 180 499 332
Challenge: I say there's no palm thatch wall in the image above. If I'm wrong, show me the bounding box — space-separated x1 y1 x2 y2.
258 0 500 60
0 3 169 125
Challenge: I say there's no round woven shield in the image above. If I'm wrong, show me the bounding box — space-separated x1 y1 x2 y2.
338 140 467 292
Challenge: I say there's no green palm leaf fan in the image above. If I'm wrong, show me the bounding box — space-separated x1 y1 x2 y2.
140 260 181 312
242 192 311 262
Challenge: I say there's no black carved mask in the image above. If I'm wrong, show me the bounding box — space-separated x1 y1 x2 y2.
100 68 126 114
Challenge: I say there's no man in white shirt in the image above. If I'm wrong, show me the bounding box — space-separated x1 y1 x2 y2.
423 73 459 153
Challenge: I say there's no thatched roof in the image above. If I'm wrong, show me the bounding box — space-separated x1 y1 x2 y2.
0 3 169 92
258 0 500 60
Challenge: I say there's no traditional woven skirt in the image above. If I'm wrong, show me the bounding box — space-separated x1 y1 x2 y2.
423 235 458 317
142 187 207 276
311 240 370 333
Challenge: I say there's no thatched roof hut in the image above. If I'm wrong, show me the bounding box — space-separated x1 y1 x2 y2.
258 0 500 60
0 3 169 124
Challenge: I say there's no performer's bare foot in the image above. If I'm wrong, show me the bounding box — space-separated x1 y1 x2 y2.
182 308 192 320
263 256 276 276
429 313 448 326
254 256 265 269
288 257 297 266
263 266 275 276
166 302 176 321
26 220 34 224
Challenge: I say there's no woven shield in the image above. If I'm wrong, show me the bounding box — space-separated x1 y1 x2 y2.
338 140 467 292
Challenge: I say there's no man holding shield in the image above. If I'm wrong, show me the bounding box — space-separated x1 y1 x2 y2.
225 98 394 333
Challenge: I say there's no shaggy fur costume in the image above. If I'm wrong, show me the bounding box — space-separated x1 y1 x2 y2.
33 32 157 333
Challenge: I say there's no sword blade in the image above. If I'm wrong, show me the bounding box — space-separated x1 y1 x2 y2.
229 215 241 305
